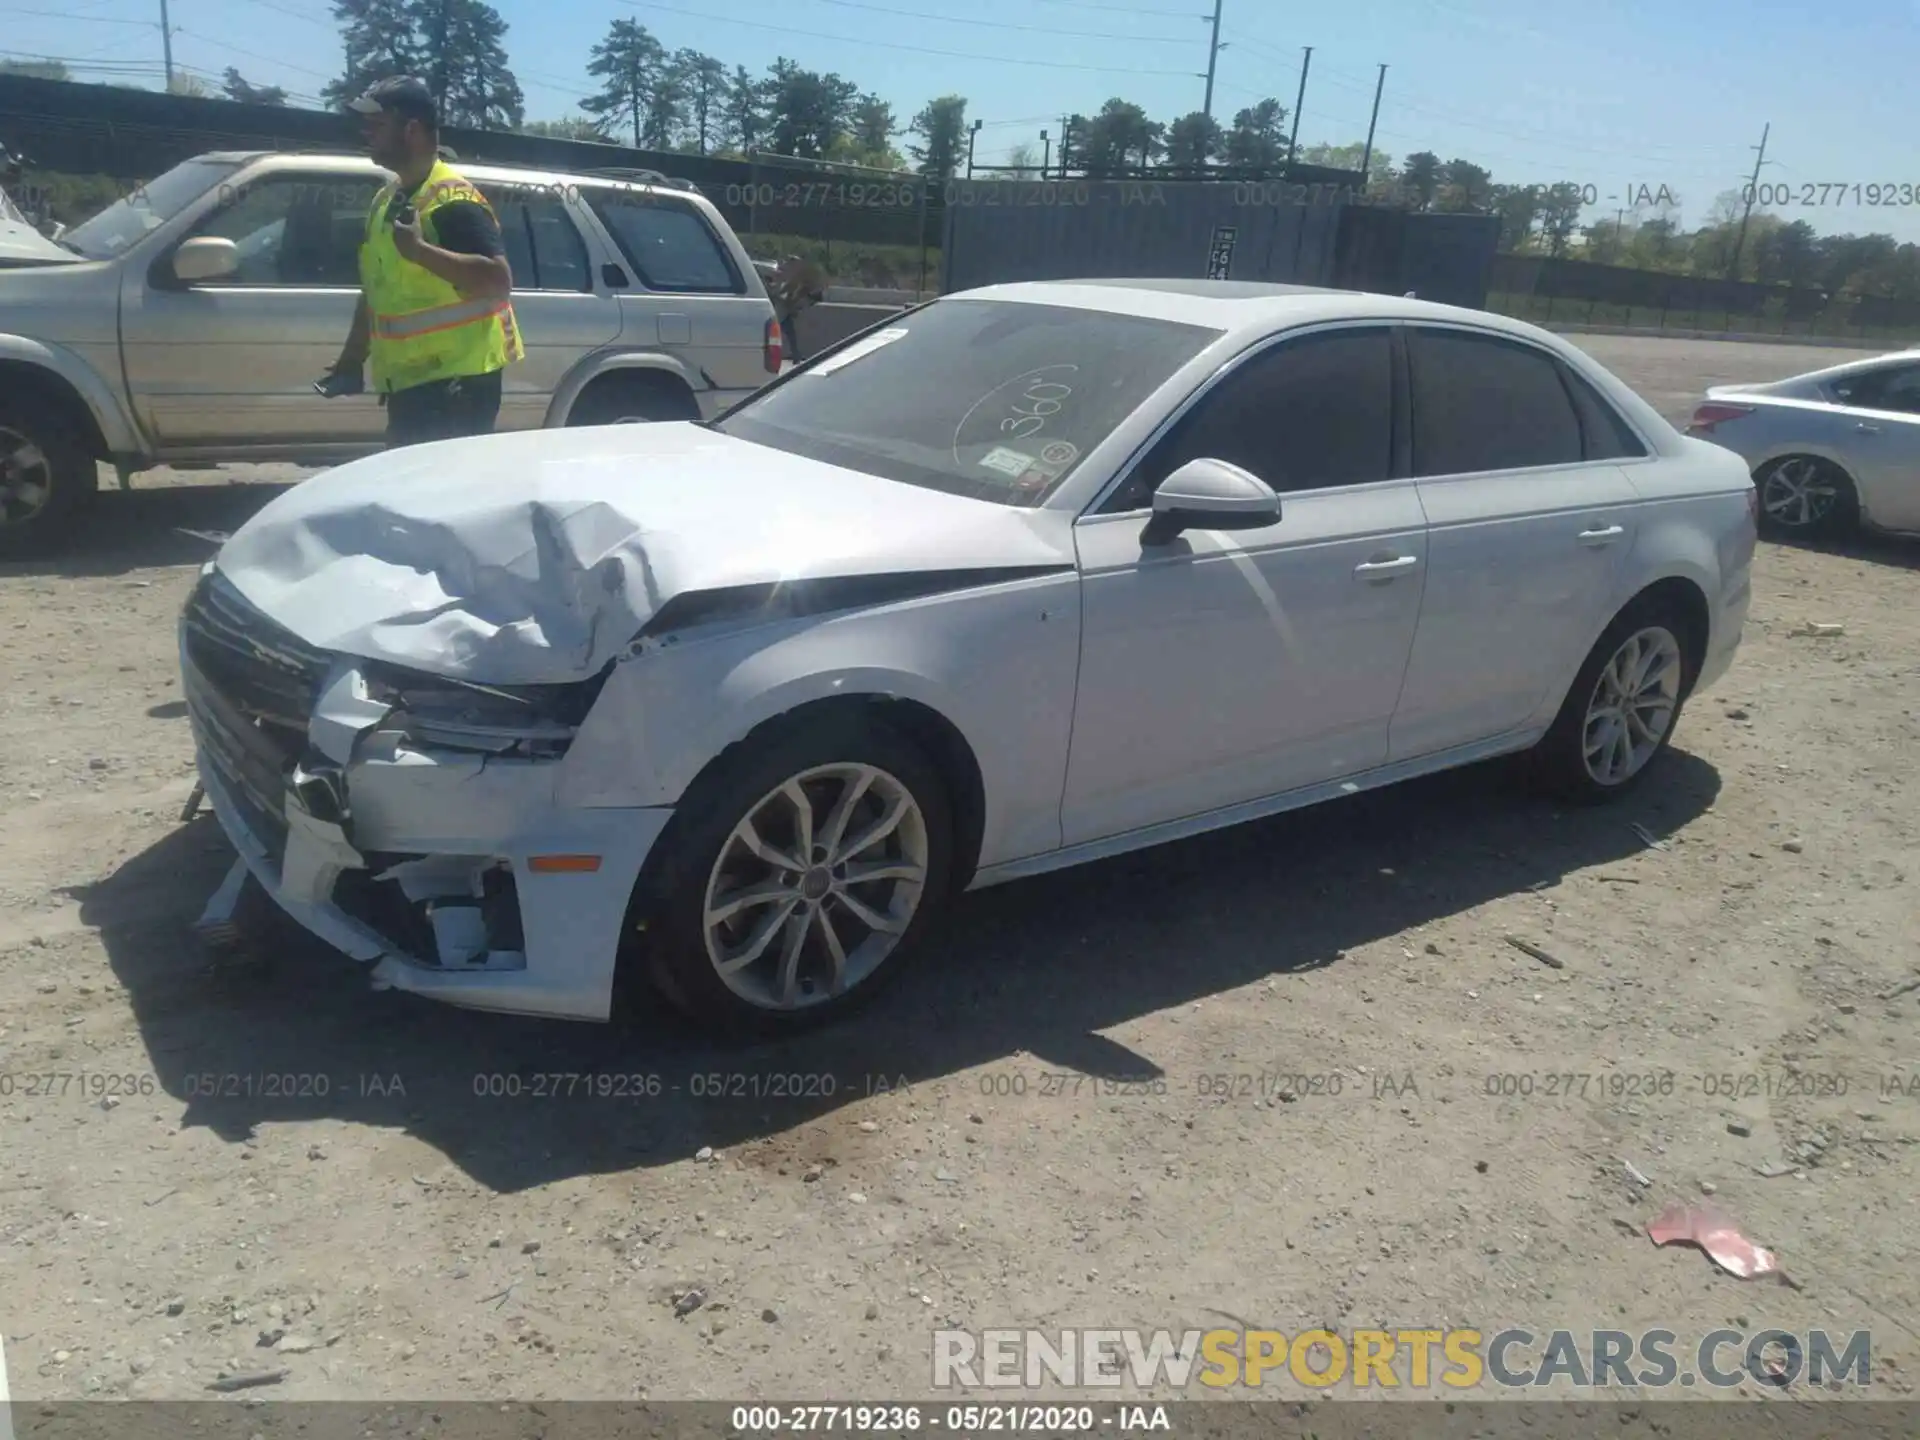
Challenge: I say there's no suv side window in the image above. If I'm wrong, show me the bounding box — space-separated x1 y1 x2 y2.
589 192 744 293
184 175 374 287
1409 328 1584 476
1103 326 1394 512
1837 362 1920 416
482 191 592 293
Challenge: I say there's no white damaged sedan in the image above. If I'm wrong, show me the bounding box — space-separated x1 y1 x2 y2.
184 280 1756 1032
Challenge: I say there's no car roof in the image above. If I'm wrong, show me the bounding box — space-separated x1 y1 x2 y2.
952 278 1542 338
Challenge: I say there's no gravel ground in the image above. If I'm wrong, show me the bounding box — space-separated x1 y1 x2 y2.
0 335 1915 1407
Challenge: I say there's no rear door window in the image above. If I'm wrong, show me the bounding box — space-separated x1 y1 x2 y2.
589 192 743 293
1559 363 1649 459
482 191 591 293
1409 328 1585 476
1838 362 1920 416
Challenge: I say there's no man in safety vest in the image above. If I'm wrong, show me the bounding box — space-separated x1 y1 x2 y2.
322 76 523 447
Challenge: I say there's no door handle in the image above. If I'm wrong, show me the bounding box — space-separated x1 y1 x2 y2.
1855 422 1881 433
1353 555 1418 580
1578 524 1625 546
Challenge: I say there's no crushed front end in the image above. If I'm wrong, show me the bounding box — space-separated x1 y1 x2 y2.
178 568 670 1020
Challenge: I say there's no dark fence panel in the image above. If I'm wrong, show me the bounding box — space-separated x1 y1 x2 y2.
939 180 1347 292
1489 251 1920 336
1334 208 1500 308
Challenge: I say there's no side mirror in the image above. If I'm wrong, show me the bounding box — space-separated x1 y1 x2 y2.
1140 458 1281 546
172 236 238 283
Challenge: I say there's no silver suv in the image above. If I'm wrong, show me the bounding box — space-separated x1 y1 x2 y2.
0 150 784 555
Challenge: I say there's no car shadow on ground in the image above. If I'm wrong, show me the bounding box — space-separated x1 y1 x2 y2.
1765 529 1920 572
0 480 294 579
79 749 1721 1192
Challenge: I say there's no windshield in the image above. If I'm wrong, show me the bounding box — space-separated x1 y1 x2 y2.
60 158 241 260
716 298 1222 506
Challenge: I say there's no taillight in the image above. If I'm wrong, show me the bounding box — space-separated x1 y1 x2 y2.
1688 401 1753 433
763 317 783 374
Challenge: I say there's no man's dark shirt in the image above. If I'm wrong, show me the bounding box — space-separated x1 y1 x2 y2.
378 192 505 260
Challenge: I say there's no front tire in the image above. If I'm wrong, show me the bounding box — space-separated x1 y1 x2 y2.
0 399 93 559
630 713 955 1037
1753 455 1858 539
1533 600 1693 803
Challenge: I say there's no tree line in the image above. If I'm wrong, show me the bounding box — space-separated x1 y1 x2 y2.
7 25 1917 304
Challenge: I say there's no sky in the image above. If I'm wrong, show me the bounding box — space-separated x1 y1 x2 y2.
5 0 1918 242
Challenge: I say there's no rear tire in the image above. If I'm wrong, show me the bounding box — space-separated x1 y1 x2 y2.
1753 455 1858 540
1532 598 1694 804
0 398 94 560
626 712 955 1038
568 374 699 427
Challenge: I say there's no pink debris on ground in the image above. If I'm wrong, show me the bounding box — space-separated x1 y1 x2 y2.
1646 1200 1780 1278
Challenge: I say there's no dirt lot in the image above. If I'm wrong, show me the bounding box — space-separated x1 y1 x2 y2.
0 336 1916 1406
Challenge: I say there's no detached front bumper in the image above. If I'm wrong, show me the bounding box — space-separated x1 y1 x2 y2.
180 596 672 1022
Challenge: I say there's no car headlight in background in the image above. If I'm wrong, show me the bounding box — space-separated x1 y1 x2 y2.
360 662 612 759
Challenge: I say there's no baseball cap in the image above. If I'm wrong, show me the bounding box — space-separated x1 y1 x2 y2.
349 76 438 126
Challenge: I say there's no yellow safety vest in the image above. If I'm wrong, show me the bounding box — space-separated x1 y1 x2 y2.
360 160 524 394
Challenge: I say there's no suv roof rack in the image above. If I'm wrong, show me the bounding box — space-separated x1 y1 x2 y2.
580 166 700 192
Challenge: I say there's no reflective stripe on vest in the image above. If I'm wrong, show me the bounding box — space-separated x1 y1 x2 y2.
359 160 523 393
372 295 513 341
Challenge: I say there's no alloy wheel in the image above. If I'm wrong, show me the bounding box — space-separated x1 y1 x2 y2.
1758 458 1840 530
701 762 930 1011
0 425 53 528
1583 625 1682 786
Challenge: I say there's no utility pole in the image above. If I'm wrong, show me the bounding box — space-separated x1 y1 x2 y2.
158 0 174 90
1285 46 1312 170
1057 114 1071 179
1358 62 1386 187
1201 0 1224 126
1727 121 1771 280
965 118 982 178
1039 129 1051 176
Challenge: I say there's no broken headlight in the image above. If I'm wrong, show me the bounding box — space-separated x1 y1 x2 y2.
362 661 611 759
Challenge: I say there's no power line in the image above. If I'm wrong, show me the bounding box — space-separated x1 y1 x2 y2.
1023 0 1198 15
0 9 158 23
170 27 330 81
621 0 1202 74
786 0 1193 42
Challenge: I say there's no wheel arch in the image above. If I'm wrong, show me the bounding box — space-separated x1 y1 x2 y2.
650 690 989 892
1624 574 1711 688
0 340 141 460
545 351 703 426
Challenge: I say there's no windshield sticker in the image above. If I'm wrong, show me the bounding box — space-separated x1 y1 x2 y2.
951 364 1080 465
803 327 910 377
979 446 1035 478
1038 439 1079 467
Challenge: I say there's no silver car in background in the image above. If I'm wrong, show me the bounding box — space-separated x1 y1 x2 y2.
1686 350 1920 539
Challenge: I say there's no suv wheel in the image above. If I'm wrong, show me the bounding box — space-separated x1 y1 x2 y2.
0 400 92 559
569 374 699 427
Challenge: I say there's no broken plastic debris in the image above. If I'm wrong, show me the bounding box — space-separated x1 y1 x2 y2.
1646 1200 1779 1278
1796 622 1845 638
